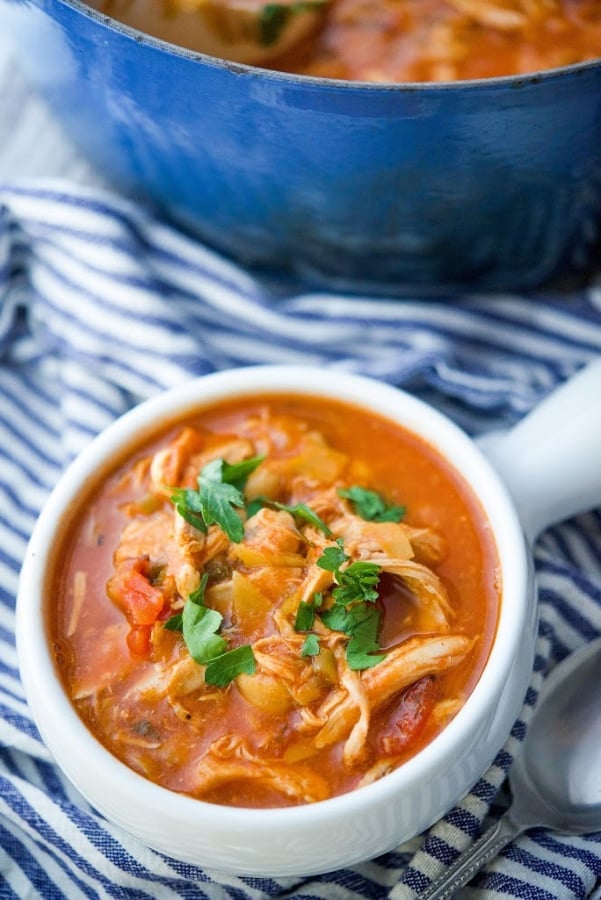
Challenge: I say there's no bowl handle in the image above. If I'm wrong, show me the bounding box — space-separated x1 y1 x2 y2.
477 359 601 542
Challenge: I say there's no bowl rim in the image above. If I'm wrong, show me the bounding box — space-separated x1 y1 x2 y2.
48 0 601 91
17 365 531 837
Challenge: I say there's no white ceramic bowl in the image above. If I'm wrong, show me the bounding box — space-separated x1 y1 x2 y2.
16 363 601 876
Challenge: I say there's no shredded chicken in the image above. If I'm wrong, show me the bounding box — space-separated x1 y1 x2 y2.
124 650 223 723
312 635 474 755
66 570 87 637
149 427 205 493
273 534 335 634
330 513 415 561
243 507 303 556
331 641 371 766
446 0 546 29
150 431 255 493
376 557 454 632
194 736 330 804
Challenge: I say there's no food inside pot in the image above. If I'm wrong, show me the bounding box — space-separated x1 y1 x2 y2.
86 0 601 80
52 394 499 808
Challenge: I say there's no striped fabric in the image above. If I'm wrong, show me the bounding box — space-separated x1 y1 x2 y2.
1 179 600 900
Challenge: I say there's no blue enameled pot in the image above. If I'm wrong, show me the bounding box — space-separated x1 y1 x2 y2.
4 0 601 294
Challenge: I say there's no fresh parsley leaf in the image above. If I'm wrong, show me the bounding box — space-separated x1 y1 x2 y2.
170 457 263 543
301 634 320 657
317 541 381 607
182 602 227 665
272 500 332 536
167 575 256 687
205 644 257 687
332 561 381 606
221 455 265 491
170 487 207 532
259 3 289 44
321 601 368 634
317 542 385 671
316 540 348 572
164 573 208 632
346 606 386 670
321 603 385 670
320 603 353 633
338 486 406 523
163 612 183 631
247 496 332 536
188 573 209 605
245 497 265 519
259 0 324 44
294 600 316 632
197 460 246 543
375 505 407 523
294 592 323 633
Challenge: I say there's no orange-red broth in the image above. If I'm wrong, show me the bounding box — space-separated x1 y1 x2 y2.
50 395 500 808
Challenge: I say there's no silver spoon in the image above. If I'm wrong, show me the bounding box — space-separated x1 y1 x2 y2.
419 636 601 899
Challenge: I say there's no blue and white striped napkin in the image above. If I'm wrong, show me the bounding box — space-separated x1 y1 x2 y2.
1 180 600 899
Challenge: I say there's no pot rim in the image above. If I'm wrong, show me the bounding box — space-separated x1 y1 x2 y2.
47 0 601 91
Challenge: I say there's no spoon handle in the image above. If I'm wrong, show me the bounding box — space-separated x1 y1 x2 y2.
416 814 523 899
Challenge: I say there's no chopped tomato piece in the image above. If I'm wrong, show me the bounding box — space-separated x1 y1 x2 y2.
377 675 438 756
126 625 153 657
107 558 165 626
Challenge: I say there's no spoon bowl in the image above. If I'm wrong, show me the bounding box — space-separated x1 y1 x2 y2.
421 636 601 899
511 636 601 835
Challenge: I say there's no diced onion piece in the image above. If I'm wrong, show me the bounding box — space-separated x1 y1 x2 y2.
231 571 273 634
236 671 293 714
66 570 87 637
232 545 306 568
310 647 338 684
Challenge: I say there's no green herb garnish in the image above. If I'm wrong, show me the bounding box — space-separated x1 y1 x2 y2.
271 500 332 535
258 1 322 46
338 486 406 523
331 560 381 606
245 497 265 519
321 600 385 670
301 634 320 657
196 459 247 543
165 575 255 686
345 606 386 670
316 542 380 607
164 613 183 631
246 496 332 536
314 543 386 671
295 600 316 632
316 539 348 572
221 456 266 491
294 592 323 632
205 645 257 687
182 602 227 664
170 455 264 543
165 574 225 663
170 486 207 533
164 572 210 632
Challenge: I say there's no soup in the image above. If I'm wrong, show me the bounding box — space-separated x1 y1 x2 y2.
51 394 499 808
87 0 601 81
